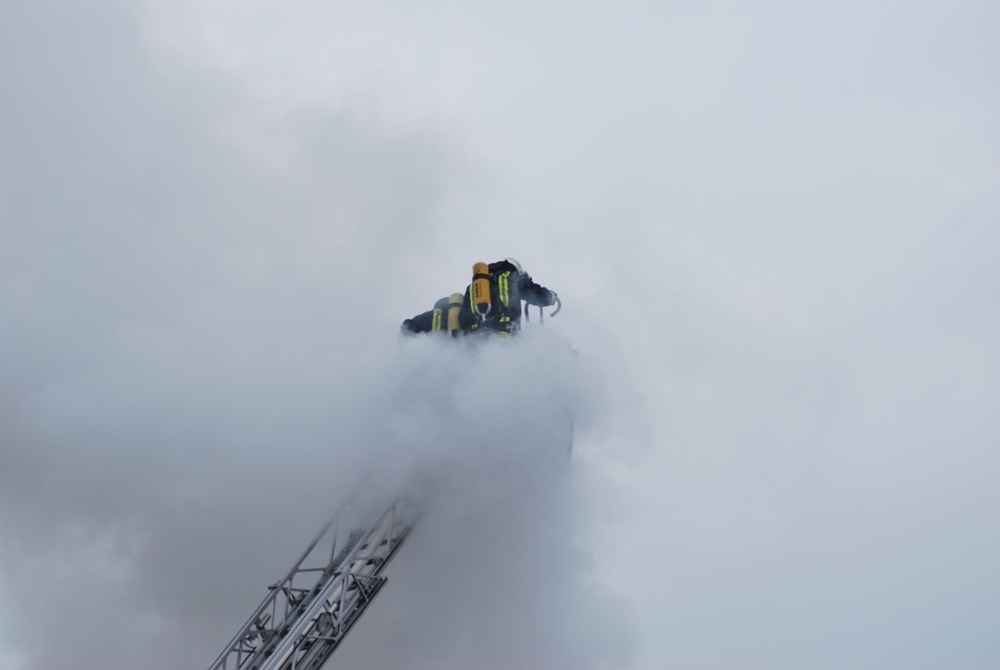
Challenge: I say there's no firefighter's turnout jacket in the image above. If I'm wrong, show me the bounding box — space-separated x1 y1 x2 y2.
401 293 466 337
400 296 451 336
459 260 556 335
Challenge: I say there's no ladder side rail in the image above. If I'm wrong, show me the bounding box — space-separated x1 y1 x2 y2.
207 504 346 670
259 501 405 670
248 525 378 670
297 524 403 663
293 575 389 670
292 521 413 670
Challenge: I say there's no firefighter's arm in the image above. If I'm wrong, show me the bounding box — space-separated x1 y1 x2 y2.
518 274 557 307
400 310 435 335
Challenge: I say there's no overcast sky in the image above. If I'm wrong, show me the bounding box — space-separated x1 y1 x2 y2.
1 1 998 669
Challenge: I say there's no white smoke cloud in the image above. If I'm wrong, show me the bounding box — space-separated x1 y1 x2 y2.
0 4 635 668
3 0 999 669
326 332 635 670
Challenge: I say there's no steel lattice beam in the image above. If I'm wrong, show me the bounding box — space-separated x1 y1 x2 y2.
208 495 417 670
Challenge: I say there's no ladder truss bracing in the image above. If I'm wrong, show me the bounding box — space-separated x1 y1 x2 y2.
208 496 416 670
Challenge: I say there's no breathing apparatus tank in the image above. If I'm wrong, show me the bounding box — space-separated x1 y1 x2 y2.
430 296 450 332
472 262 492 319
447 293 463 335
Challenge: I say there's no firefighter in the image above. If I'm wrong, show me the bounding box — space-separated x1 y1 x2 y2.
400 293 466 337
459 258 558 336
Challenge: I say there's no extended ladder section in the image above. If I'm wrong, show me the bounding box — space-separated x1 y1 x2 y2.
208 496 416 670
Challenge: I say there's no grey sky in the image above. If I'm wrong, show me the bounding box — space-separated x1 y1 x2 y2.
1 1 998 668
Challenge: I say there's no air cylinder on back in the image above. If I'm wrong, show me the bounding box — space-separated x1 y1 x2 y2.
447 293 464 335
472 262 491 317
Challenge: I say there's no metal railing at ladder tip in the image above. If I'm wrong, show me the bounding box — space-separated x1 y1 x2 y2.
523 295 561 325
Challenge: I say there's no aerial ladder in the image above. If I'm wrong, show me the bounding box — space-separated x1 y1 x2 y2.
207 494 417 670
207 297 565 670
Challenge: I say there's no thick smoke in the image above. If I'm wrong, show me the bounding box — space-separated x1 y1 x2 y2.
0 3 633 669
4 0 1000 669
328 331 635 670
